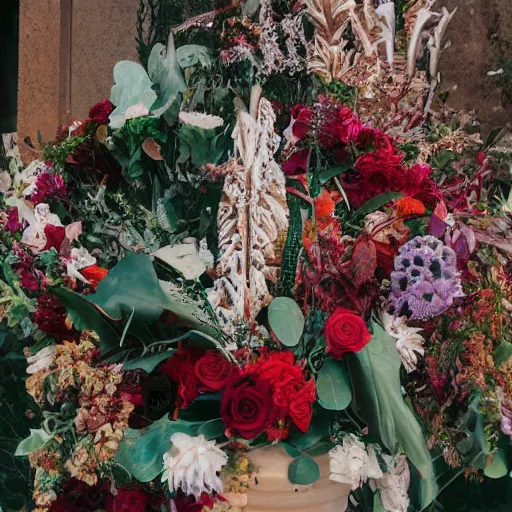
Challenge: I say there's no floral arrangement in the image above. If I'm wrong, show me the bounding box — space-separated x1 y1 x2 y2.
1 1 512 511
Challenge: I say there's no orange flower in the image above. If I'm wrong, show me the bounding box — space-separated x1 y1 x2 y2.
314 189 335 218
396 197 426 217
81 265 109 288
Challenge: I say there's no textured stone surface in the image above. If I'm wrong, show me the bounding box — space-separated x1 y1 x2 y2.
70 0 140 120
18 0 61 143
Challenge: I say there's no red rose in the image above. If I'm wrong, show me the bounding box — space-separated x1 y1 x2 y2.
194 350 237 391
89 99 114 125
221 374 280 439
324 308 372 359
287 379 316 432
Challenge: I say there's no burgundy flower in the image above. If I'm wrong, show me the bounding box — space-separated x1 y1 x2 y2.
31 172 67 204
43 224 66 252
284 104 313 143
5 207 21 233
281 148 310 176
33 294 74 341
50 479 109 512
89 99 114 125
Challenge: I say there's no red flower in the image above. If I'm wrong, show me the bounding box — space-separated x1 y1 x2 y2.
281 148 310 176
314 189 336 218
31 172 67 204
403 163 441 208
335 106 362 144
89 99 114 125
50 479 109 512
324 307 372 359
43 224 66 252
194 350 237 391
221 374 280 439
34 294 75 341
5 207 21 233
173 491 218 512
396 197 426 217
81 265 109 288
160 348 205 407
112 489 151 512
285 104 312 142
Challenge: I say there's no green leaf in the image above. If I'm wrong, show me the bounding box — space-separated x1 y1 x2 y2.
109 61 157 129
15 429 52 456
373 491 387 512
52 287 120 355
122 350 175 373
115 416 199 482
288 406 332 451
484 449 509 479
316 359 352 411
148 33 187 125
305 440 334 457
176 45 211 68
268 297 305 347
346 320 437 509
319 163 352 185
287 456 320 485
352 192 403 219
198 418 225 440
281 442 301 458
493 341 512 366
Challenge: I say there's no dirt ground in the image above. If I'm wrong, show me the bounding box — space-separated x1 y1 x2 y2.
438 0 512 138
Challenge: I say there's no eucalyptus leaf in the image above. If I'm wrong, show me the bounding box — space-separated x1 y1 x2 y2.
15 429 52 456
281 442 301 458
484 449 509 479
352 192 403 219
346 320 437 509
316 359 352 411
287 455 320 485
116 416 199 482
288 406 332 451
268 297 305 347
493 341 512 366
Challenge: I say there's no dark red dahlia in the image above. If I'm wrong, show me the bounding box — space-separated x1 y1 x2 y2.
89 99 114 125
33 294 75 341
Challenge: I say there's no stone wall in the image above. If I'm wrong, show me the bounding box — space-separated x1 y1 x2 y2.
17 0 139 143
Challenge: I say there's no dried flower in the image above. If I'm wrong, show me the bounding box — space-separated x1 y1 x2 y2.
162 433 227 499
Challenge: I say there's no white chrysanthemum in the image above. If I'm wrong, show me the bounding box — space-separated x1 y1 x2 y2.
381 311 425 373
374 455 410 512
162 433 227 500
178 111 224 129
329 434 371 490
26 345 56 375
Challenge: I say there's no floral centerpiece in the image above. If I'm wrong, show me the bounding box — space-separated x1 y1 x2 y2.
1 1 512 511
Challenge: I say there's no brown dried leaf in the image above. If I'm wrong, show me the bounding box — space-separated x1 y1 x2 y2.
142 138 164 161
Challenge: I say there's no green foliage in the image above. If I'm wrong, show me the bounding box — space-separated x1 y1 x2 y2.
493 341 512 366
15 429 53 456
346 320 437 509
287 455 320 485
351 192 404 219
268 297 305 347
198 418 225 440
116 415 200 482
316 359 352 411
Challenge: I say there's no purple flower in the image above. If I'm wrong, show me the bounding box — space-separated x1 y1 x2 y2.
388 235 463 320
30 172 67 204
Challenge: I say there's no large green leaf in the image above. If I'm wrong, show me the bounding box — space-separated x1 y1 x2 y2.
268 297 305 347
319 163 352 185
346 320 437 509
287 455 320 485
15 429 52 456
484 449 509 479
198 418 225 440
122 350 176 373
316 359 352 411
52 287 120 354
288 406 332 451
116 416 199 482
109 61 157 129
148 33 187 125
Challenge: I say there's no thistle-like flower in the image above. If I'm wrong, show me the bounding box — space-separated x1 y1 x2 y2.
162 433 227 500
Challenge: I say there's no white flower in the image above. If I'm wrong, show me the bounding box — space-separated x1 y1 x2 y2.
373 455 410 512
66 247 97 283
179 111 224 130
329 434 373 490
21 203 63 254
162 433 227 500
26 345 56 374
125 102 150 120
381 311 425 373
0 170 12 193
